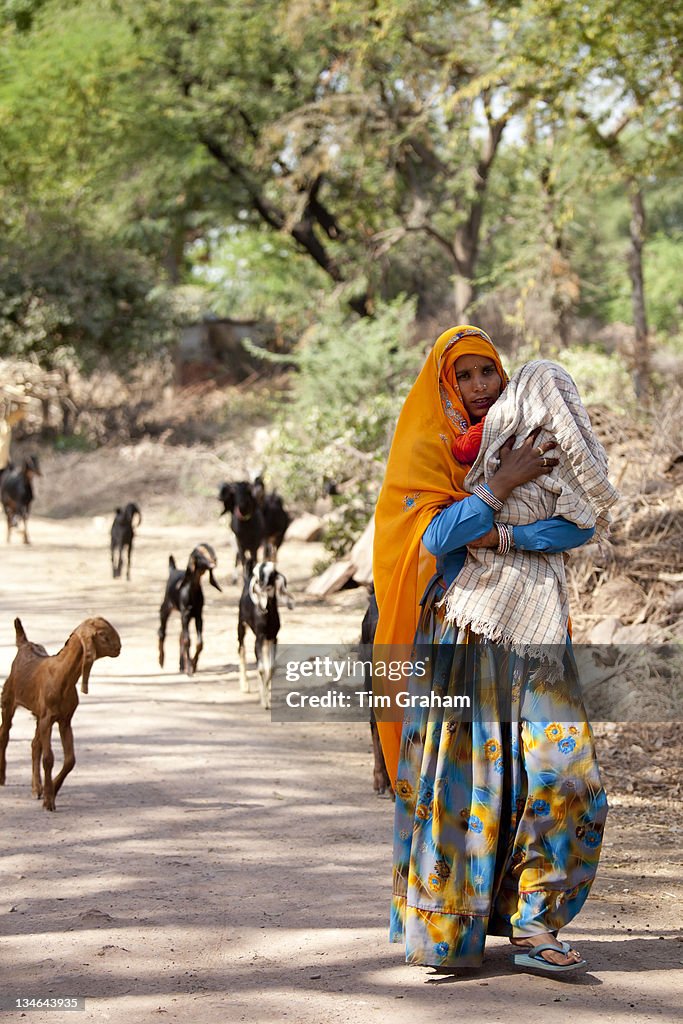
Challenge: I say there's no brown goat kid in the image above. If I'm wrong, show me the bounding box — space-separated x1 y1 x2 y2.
0 617 121 811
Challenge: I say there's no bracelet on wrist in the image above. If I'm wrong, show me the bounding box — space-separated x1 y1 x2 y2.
472 483 503 513
495 523 512 554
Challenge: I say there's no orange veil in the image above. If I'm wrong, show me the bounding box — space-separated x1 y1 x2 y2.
372 325 507 784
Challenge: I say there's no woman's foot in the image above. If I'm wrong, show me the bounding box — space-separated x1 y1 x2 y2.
511 933 583 967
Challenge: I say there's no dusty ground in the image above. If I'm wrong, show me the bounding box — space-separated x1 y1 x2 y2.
0 491 682 1022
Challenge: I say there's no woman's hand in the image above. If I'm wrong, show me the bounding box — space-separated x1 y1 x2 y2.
488 429 558 503
468 526 499 549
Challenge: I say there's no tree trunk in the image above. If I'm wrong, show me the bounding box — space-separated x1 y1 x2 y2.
627 184 650 401
453 264 475 322
163 222 186 286
451 112 506 321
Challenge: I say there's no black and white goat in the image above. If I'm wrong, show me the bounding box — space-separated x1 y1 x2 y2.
110 502 141 580
218 480 265 582
158 543 222 676
360 585 393 797
1 454 41 545
238 560 293 709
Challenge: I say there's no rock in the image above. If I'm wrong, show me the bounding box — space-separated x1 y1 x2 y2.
78 908 114 925
305 516 375 596
595 578 648 621
349 518 374 586
667 588 683 615
286 513 324 542
612 623 654 644
589 617 623 645
306 560 355 597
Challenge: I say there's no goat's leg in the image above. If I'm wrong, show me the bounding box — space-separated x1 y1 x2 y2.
126 540 133 581
21 513 30 545
31 724 43 797
38 717 57 811
52 717 76 796
158 601 171 667
190 610 204 675
0 697 16 785
180 609 192 675
257 638 274 709
237 618 250 692
111 542 118 578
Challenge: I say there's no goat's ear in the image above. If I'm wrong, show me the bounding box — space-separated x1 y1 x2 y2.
78 631 97 695
277 574 295 610
219 484 235 513
209 568 222 592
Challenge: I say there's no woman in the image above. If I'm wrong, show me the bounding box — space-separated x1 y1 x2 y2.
373 325 615 973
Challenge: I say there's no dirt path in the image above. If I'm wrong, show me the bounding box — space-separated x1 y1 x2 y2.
1 513 681 1024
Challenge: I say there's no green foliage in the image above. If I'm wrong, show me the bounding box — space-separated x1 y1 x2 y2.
642 235 683 335
265 296 421 554
594 230 683 336
0 209 176 371
0 0 681 380
190 227 332 338
553 346 636 414
53 431 96 453
294 297 421 411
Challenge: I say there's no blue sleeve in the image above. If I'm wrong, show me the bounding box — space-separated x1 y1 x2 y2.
422 494 494 555
512 517 595 553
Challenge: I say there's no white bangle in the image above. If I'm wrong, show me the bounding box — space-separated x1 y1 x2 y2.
472 484 503 513
496 523 512 554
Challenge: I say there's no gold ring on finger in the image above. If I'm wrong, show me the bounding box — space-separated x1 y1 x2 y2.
536 445 544 456
542 457 548 467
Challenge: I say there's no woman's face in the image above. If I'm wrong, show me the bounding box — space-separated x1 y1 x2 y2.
454 353 503 422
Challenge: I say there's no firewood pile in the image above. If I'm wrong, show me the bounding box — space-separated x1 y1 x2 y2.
569 395 683 728
0 358 72 430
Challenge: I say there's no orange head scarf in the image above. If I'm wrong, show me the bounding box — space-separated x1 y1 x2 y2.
372 325 507 784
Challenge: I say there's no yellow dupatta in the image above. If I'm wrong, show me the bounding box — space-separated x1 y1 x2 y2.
372 325 507 785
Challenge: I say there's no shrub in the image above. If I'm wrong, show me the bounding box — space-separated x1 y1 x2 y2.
265 296 422 555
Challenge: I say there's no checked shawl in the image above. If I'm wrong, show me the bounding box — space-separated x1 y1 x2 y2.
443 360 618 663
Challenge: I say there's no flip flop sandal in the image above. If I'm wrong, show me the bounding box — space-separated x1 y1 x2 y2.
513 941 587 974
510 938 571 955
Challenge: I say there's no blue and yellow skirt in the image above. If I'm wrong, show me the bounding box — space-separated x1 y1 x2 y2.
391 576 608 968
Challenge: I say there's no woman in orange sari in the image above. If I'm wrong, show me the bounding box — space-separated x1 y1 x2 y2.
373 325 607 973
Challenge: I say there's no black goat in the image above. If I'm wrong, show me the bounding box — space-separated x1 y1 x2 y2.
218 480 265 582
238 560 293 709
1 454 41 545
158 543 222 676
360 585 393 797
110 502 141 580
261 491 291 560
244 475 291 561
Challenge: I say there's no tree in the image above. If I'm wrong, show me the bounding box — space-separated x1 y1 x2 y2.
512 0 683 395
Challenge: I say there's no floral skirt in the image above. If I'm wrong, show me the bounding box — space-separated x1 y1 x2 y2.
390 576 608 968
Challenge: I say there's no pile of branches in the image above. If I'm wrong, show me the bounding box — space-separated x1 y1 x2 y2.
567 394 683 726
569 396 683 638
0 358 71 430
